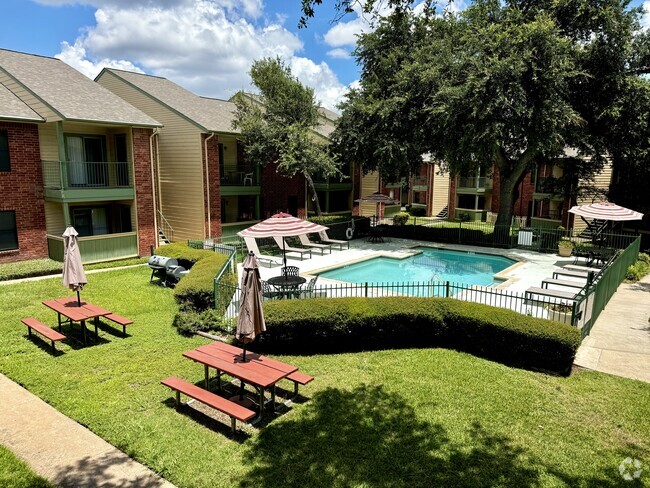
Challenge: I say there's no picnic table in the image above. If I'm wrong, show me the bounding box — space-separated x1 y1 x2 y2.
183 341 298 421
42 298 111 345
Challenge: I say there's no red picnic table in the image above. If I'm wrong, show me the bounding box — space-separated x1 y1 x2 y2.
42 298 111 345
183 341 298 421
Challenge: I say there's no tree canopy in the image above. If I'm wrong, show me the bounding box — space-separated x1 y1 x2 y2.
331 0 649 231
232 58 340 215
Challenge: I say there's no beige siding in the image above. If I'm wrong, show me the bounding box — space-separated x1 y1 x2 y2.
98 71 205 241
44 201 66 235
38 123 59 161
573 161 613 231
360 170 380 217
431 165 450 216
0 70 60 121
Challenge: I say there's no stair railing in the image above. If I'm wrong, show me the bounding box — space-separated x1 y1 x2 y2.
157 210 174 243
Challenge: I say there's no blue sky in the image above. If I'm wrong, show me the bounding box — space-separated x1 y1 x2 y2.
1 0 648 111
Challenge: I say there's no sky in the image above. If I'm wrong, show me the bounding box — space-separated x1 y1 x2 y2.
1 0 649 112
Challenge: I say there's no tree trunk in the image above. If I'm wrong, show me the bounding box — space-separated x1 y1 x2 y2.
494 159 530 244
305 173 322 216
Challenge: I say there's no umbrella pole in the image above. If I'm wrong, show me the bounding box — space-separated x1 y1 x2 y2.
76 289 81 307
282 238 287 272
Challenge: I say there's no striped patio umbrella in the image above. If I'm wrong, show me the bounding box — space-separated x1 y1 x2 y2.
568 202 644 221
237 213 328 268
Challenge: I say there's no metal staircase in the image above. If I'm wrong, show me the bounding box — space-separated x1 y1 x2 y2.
157 210 174 245
436 205 448 219
578 218 608 241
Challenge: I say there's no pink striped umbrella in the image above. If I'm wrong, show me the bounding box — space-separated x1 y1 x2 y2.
568 202 644 221
237 213 329 268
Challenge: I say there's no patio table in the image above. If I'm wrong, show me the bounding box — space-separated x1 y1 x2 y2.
267 275 306 298
42 298 111 345
183 341 298 421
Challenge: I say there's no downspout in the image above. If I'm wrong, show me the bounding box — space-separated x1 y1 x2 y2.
204 132 216 239
149 129 159 248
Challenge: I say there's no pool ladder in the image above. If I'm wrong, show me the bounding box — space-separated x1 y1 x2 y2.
430 272 444 284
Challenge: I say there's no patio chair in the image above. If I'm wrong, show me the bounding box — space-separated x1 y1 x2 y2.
298 234 331 254
318 230 349 250
282 266 299 277
243 237 282 268
243 172 254 185
272 236 312 261
261 280 282 300
295 276 319 298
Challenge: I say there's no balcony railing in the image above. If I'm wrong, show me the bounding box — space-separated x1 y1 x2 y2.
535 176 560 194
42 161 131 190
412 176 428 187
221 166 258 186
457 176 491 190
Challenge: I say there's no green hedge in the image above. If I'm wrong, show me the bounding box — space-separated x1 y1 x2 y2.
155 243 237 333
259 297 580 375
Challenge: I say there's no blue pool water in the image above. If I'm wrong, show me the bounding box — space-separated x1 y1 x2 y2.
318 247 516 287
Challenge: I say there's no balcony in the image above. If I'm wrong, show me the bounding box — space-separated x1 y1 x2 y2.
456 176 492 193
47 232 138 263
534 176 563 195
42 160 134 202
220 166 260 196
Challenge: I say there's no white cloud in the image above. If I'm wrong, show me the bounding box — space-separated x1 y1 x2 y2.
289 57 348 110
55 40 143 77
327 48 351 59
50 0 350 109
642 1 650 30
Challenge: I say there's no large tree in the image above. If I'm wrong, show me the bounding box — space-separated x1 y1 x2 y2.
332 0 649 233
232 58 340 216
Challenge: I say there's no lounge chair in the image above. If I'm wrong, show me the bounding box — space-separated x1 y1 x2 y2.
318 230 349 250
298 234 331 255
272 236 312 261
243 237 282 268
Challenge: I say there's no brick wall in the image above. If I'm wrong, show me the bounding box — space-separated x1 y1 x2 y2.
261 164 306 218
0 122 47 263
513 171 534 218
132 128 157 256
201 134 221 239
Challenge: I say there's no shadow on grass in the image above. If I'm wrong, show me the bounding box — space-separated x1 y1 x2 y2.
24 334 65 357
239 385 631 488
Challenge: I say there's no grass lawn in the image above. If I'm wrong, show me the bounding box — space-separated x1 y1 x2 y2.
0 267 649 487
0 445 52 488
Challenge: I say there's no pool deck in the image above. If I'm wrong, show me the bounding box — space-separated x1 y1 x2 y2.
242 237 574 294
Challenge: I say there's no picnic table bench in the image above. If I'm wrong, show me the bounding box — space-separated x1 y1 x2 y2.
103 313 132 336
161 377 256 435
21 318 66 352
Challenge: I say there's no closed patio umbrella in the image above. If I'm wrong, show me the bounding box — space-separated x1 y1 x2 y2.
235 251 266 363
62 226 87 306
237 213 328 269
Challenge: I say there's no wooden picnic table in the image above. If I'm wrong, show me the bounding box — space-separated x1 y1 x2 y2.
42 298 111 345
183 341 298 421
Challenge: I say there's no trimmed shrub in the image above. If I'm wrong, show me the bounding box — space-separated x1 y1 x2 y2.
626 253 650 282
260 297 580 375
393 212 410 226
155 243 237 334
308 215 352 225
409 206 427 217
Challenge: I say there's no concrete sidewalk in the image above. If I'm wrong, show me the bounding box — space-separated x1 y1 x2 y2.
574 274 650 383
0 374 175 488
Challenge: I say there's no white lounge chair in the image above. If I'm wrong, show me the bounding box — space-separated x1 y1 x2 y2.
298 234 331 255
243 237 282 268
318 230 349 250
272 236 312 261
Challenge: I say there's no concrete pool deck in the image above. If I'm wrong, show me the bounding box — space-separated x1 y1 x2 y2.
244 237 577 294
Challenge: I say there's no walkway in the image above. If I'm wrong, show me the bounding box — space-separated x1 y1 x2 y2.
574 274 650 383
0 374 175 488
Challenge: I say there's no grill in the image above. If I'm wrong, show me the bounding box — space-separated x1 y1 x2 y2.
148 255 189 287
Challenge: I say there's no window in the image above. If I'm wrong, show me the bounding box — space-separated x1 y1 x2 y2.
71 204 132 237
0 211 18 251
0 131 10 172
65 135 107 186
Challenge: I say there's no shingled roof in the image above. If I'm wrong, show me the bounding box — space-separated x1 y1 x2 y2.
0 49 160 127
0 82 43 122
99 68 238 134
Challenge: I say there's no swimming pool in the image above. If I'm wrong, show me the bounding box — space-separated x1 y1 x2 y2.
318 247 517 288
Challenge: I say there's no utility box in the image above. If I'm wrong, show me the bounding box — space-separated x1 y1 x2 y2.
518 229 533 246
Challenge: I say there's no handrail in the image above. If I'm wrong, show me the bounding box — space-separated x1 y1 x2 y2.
430 272 444 283
157 210 174 243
